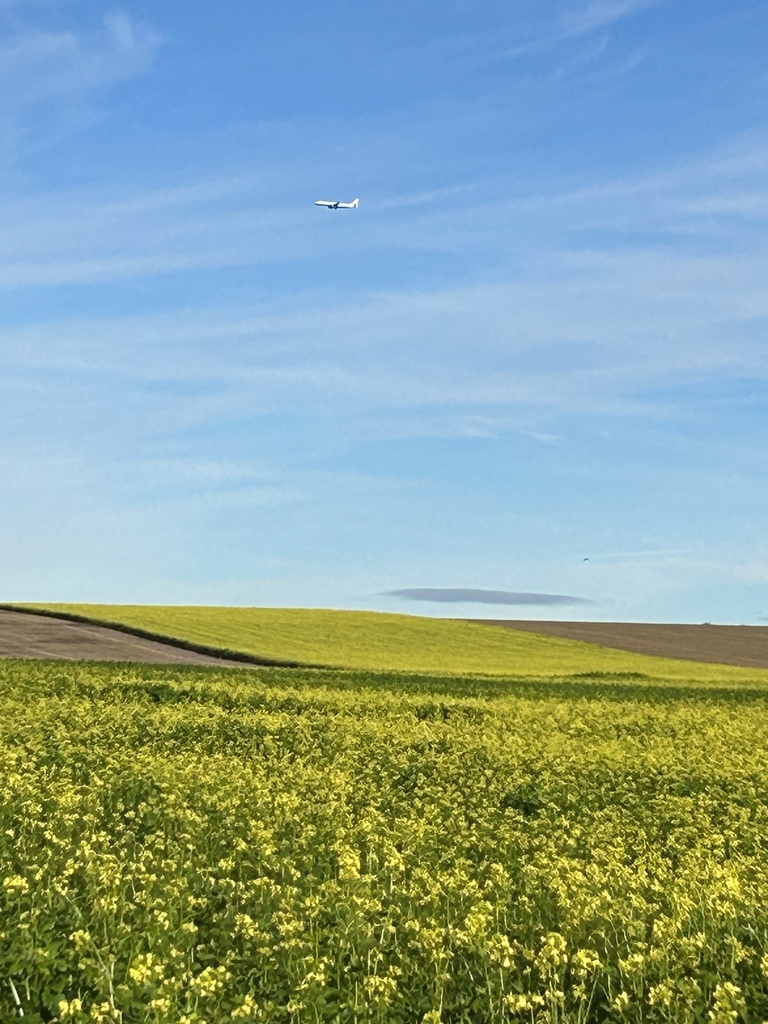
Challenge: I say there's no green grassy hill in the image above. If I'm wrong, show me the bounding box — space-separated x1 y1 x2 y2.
15 603 768 682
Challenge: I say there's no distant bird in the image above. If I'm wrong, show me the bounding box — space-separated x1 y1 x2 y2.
583 557 590 561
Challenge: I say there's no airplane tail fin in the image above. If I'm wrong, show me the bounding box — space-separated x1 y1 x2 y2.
352 198 359 207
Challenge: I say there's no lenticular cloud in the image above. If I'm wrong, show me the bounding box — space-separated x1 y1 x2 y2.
386 588 593 606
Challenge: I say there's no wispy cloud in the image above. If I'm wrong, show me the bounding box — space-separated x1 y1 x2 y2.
595 547 714 562
0 13 160 108
0 10 161 167
560 0 662 36
2 227 767 442
4 125 768 291
475 0 662 66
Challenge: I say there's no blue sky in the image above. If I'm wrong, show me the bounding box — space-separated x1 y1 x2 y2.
1 0 767 622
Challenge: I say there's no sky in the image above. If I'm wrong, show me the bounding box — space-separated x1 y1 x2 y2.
1 0 767 622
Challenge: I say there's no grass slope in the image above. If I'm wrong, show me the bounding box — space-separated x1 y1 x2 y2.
17 603 768 681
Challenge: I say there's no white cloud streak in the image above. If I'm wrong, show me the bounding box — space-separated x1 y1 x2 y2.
1 239 766 451
1 129 767 289
560 0 663 36
0 13 160 108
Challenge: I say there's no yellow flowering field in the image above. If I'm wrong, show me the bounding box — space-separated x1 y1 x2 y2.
3 659 768 1022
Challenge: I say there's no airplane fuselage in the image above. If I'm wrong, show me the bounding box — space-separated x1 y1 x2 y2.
314 198 360 210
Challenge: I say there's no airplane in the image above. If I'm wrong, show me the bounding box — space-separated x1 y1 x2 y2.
314 198 360 210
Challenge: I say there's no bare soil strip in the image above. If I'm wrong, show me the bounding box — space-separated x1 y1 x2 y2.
467 619 768 669
0 609 250 666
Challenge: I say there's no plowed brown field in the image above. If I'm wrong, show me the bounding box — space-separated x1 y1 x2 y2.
0 608 247 665
467 619 768 669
